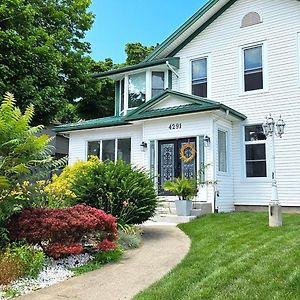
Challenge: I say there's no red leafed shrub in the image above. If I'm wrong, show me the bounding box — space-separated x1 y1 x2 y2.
8 204 118 258
97 239 116 251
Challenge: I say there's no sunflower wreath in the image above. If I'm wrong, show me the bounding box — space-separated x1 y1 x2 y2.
179 143 196 163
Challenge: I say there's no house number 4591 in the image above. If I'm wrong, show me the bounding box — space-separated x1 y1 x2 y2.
169 123 182 130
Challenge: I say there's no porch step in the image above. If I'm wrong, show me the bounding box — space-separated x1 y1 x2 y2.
150 214 196 224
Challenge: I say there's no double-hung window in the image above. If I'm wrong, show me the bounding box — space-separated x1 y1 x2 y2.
244 125 267 178
243 45 263 92
152 71 165 97
191 58 207 97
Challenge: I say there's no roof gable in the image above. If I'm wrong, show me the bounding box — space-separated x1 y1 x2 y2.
144 0 237 61
125 90 246 121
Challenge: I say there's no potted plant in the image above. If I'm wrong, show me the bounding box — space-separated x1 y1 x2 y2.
163 177 197 216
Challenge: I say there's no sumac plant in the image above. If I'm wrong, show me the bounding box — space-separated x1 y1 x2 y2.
8 204 117 258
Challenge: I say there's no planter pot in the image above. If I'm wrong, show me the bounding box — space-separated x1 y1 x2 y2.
175 200 193 216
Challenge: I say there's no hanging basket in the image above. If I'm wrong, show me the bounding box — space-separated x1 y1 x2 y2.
179 143 196 163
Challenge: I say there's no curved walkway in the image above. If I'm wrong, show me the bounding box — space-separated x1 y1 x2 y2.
18 225 190 300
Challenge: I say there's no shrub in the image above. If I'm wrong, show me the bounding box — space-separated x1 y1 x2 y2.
9 204 118 258
117 230 142 250
48 158 157 225
0 243 45 284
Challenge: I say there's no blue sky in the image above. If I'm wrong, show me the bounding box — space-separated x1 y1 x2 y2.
85 0 208 63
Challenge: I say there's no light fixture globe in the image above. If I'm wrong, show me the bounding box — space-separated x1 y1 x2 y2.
276 116 285 138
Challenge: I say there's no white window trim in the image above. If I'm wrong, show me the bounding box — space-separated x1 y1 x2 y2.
242 125 270 181
239 41 268 96
86 138 131 163
217 128 229 175
188 54 211 99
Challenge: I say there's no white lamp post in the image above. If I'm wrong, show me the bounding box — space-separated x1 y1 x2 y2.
262 114 285 227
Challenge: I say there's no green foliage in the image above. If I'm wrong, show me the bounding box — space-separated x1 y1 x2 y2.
163 177 197 200
0 93 66 245
0 243 45 285
9 243 45 278
0 0 94 125
125 43 158 65
71 247 123 275
49 158 157 225
117 230 142 250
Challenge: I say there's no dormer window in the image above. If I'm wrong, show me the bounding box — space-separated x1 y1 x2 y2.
128 72 146 108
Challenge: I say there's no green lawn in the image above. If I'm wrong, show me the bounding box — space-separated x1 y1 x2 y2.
135 212 300 300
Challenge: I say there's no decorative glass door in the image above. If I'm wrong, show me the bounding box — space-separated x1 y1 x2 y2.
158 138 197 194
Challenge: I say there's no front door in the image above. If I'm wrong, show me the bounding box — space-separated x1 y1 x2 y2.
158 137 197 193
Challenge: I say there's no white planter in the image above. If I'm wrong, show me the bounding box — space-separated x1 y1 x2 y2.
175 200 192 216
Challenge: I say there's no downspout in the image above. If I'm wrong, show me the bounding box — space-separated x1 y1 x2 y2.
212 117 219 213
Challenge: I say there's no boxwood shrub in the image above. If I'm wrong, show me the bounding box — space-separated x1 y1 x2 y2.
47 158 157 225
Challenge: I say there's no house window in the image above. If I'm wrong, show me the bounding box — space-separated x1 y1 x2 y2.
120 78 125 112
128 72 146 108
245 125 267 178
191 58 207 97
87 139 131 163
218 130 227 173
243 45 263 92
87 141 100 158
102 139 115 161
117 138 131 164
152 71 165 97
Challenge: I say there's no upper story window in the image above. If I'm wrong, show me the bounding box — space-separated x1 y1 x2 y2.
191 58 207 98
244 125 266 178
243 45 263 92
152 71 165 98
128 72 146 108
120 78 125 112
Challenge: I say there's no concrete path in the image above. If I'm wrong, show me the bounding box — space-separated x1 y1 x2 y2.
18 225 190 300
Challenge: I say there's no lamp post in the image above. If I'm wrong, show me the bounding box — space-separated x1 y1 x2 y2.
262 114 285 227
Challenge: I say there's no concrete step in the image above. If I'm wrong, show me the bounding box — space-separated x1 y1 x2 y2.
150 214 196 224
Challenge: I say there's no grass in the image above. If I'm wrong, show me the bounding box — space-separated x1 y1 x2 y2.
135 212 300 300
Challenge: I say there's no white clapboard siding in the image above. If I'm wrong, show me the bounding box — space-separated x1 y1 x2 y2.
174 0 300 206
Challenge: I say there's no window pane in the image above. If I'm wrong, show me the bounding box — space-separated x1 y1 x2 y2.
192 58 207 81
120 78 125 112
218 130 227 172
246 144 266 160
152 72 165 98
246 161 266 177
102 140 115 161
117 139 131 164
192 82 207 98
245 71 263 91
244 46 262 70
128 72 146 108
87 141 100 158
245 125 266 141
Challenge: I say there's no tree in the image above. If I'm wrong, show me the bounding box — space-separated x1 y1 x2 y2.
125 42 158 65
0 0 94 125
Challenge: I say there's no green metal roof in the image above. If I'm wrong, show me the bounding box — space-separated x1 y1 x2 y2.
144 0 237 61
54 90 246 133
93 57 180 79
124 90 246 121
54 116 129 133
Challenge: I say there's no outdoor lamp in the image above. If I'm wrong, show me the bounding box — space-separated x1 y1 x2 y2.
276 116 285 138
262 114 286 227
140 141 147 152
204 135 211 147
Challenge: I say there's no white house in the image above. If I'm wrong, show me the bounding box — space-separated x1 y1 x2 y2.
55 0 300 213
